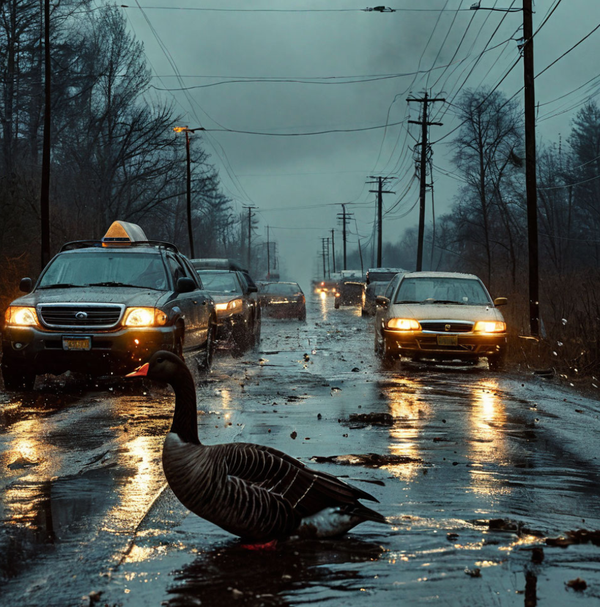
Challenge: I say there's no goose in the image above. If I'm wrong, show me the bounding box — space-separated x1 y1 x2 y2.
126 351 387 546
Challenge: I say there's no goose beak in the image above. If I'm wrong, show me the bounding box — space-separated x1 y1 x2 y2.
126 362 150 377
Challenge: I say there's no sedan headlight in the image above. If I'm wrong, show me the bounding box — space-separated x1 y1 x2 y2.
387 318 420 331
215 298 243 313
473 321 506 333
123 307 168 327
5 306 39 327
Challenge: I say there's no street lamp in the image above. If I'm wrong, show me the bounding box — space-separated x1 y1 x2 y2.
173 126 204 258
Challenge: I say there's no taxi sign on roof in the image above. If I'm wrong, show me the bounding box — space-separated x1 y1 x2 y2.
102 221 148 246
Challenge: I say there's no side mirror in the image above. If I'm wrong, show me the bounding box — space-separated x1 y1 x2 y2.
247 284 258 293
375 296 389 308
176 277 196 293
20 277 33 293
494 297 508 306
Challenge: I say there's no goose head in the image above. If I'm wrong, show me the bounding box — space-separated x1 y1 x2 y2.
126 350 187 384
127 350 200 444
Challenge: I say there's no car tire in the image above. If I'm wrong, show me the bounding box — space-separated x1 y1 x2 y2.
334 301 340 309
174 326 184 360
2 364 36 391
298 309 306 322
252 318 262 348
488 351 506 372
198 318 216 373
232 329 250 357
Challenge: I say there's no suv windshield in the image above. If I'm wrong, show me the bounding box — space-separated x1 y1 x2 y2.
38 251 169 291
197 271 241 294
394 277 491 305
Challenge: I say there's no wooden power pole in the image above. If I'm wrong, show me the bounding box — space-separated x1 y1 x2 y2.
523 0 540 337
367 176 395 268
408 92 444 271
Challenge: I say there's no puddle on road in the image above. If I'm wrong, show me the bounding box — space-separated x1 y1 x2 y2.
166 537 386 607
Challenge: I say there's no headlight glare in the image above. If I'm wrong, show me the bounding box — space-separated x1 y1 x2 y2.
124 307 165 327
6 306 39 327
473 321 506 333
387 318 420 331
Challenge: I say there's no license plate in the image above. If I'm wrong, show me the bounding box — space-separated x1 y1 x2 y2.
62 336 91 351
437 335 458 346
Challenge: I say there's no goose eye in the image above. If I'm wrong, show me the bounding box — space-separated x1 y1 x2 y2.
157 357 164 363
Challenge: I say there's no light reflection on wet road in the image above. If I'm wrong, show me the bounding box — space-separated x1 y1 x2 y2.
0 292 599 606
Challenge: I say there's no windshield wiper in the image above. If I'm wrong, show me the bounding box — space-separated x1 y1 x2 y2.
87 281 141 288
37 283 82 289
423 299 462 304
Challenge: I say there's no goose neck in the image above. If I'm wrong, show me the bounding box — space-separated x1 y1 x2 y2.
170 369 200 445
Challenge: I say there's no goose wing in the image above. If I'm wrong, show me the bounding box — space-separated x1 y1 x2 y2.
211 442 379 519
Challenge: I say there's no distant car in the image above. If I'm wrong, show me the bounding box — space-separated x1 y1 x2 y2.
259 282 306 321
1 221 216 390
362 268 406 316
374 271 507 370
191 260 261 354
334 280 365 309
313 279 337 296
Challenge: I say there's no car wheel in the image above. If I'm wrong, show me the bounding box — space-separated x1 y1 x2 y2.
298 309 306 322
174 326 184 360
2 364 36 391
253 319 262 348
334 301 340 309
488 351 506 372
198 318 216 373
232 328 250 357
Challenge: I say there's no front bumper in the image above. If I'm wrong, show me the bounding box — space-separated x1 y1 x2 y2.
382 328 506 360
2 325 178 376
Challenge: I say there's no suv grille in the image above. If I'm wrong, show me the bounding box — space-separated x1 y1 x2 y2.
420 321 473 333
39 304 124 329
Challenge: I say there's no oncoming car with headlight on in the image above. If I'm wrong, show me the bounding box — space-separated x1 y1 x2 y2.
374 271 508 370
1 221 216 390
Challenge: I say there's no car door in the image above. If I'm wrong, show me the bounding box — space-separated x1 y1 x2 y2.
166 254 203 349
375 273 401 342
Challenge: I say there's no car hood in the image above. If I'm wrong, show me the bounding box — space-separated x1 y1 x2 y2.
14 287 165 308
389 302 505 322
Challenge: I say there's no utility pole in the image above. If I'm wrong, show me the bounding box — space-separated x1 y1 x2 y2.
326 237 331 278
245 206 257 270
523 0 539 337
320 238 328 279
330 229 336 274
174 126 206 258
367 176 395 267
408 92 444 271
266 225 270 278
337 204 353 271
40 0 51 270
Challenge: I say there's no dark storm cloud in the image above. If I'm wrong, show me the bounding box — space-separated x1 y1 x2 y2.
126 0 600 283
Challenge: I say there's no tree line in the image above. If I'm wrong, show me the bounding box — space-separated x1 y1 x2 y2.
369 89 600 377
0 1 246 312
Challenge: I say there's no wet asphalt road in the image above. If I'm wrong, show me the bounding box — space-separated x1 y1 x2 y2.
1 292 600 606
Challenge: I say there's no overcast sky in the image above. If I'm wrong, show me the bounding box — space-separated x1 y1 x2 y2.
121 0 600 287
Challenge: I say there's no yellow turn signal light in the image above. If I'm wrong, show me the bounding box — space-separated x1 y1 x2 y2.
473 321 506 333
387 318 420 331
5 306 39 327
123 307 168 327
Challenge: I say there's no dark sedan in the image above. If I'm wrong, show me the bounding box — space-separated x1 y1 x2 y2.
259 282 306 321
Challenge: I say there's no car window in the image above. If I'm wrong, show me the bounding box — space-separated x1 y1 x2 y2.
197 271 242 294
38 251 169 291
384 275 400 299
262 283 300 295
166 254 191 285
394 277 492 305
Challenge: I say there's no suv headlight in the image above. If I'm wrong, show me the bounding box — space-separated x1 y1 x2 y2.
473 321 506 333
123 307 168 327
215 298 243 314
387 318 420 331
5 306 39 327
